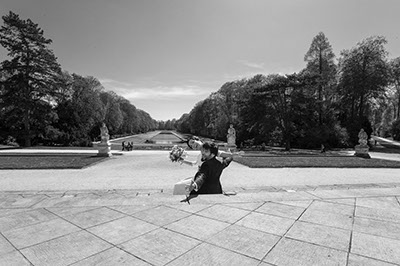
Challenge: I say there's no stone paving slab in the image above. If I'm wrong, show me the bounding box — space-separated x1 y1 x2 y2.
119 228 200 266
0 208 57 232
323 198 356 206
351 231 400 265
166 243 261 266
0 194 47 208
353 216 400 240
356 196 400 210
235 211 295 236
356 205 400 223
71 247 151 266
308 187 400 199
222 202 264 211
206 224 280 260
0 233 15 255
1 186 400 265
20 230 112 266
285 220 351 251
347 253 398 266
0 208 31 218
195 204 251 224
299 208 354 230
306 200 355 216
60 207 126 229
3 218 80 249
165 203 211 213
131 205 191 226
87 216 158 245
0 250 31 266
255 201 306 219
264 237 348 266
165 214 230 241
271 199 313 208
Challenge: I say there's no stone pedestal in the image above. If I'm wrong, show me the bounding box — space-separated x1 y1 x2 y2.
354 144 370 159
97 141 112 157
226 144 237 152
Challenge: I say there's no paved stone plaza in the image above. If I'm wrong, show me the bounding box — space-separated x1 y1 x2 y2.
1 185 400 265
1 149 400 265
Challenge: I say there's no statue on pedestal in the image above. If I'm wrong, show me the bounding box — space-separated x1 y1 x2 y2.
227 124 236 147
354 128 370 159
100 122 109 143
358 128 368 146
97 122 112 157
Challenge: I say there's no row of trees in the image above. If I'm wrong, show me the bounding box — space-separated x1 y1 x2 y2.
0 11 157 147
2 11 400 149
170 33 400 149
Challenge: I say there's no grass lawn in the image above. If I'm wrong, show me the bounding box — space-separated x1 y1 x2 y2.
0 155 108 169
233 155 400 168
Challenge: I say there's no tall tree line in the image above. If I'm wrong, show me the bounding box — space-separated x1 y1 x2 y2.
0 11 157 147
173 32 400 149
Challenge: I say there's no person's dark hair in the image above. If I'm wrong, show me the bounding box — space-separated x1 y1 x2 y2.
202 141 218 156
186 136 201 149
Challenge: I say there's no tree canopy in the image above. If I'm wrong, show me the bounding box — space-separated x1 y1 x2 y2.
0 11 62 146
0 12 157 147
2 13 400 148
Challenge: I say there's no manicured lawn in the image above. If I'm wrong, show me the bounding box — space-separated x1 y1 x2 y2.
233 155 400 168
0 155 108 169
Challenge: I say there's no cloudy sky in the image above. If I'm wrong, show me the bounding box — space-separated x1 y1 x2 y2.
1 0 400 121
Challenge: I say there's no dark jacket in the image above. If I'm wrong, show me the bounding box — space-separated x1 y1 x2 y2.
191 156 232 194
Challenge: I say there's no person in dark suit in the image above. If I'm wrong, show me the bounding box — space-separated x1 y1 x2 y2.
186 141 232 195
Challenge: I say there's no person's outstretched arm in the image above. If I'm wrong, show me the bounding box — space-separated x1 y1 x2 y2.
222 156 233 168
179 153 202 167
218 150 244 158
186 163 209 193
179 158 196 166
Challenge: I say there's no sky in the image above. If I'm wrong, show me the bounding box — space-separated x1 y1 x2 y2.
1 0 400 121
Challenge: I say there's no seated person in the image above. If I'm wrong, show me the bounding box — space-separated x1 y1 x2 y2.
122 141 126 151
186 142 232 195
127 142 133 151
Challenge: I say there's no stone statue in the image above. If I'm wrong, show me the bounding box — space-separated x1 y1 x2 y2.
354 128 370 158
97 122 112 157
358 128 368 146
227 124 236 146
100 122 109 143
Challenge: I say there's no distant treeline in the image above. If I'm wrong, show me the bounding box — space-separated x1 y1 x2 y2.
0 11 157 147
2 11 400 149
159 33 400 150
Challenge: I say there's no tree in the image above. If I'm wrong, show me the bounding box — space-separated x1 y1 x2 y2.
389 57 400 119
338 36 390 120
0 11 61 146
304 32 337 125
100 91 123 134
55 74 104 145
118 98 139 134
237 75 273 145
255 73 318 150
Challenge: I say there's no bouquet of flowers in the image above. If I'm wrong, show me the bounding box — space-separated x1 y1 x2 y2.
169 145 187 162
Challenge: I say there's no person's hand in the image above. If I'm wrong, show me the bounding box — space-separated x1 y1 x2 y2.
185 180 196 193
235 151 245 156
